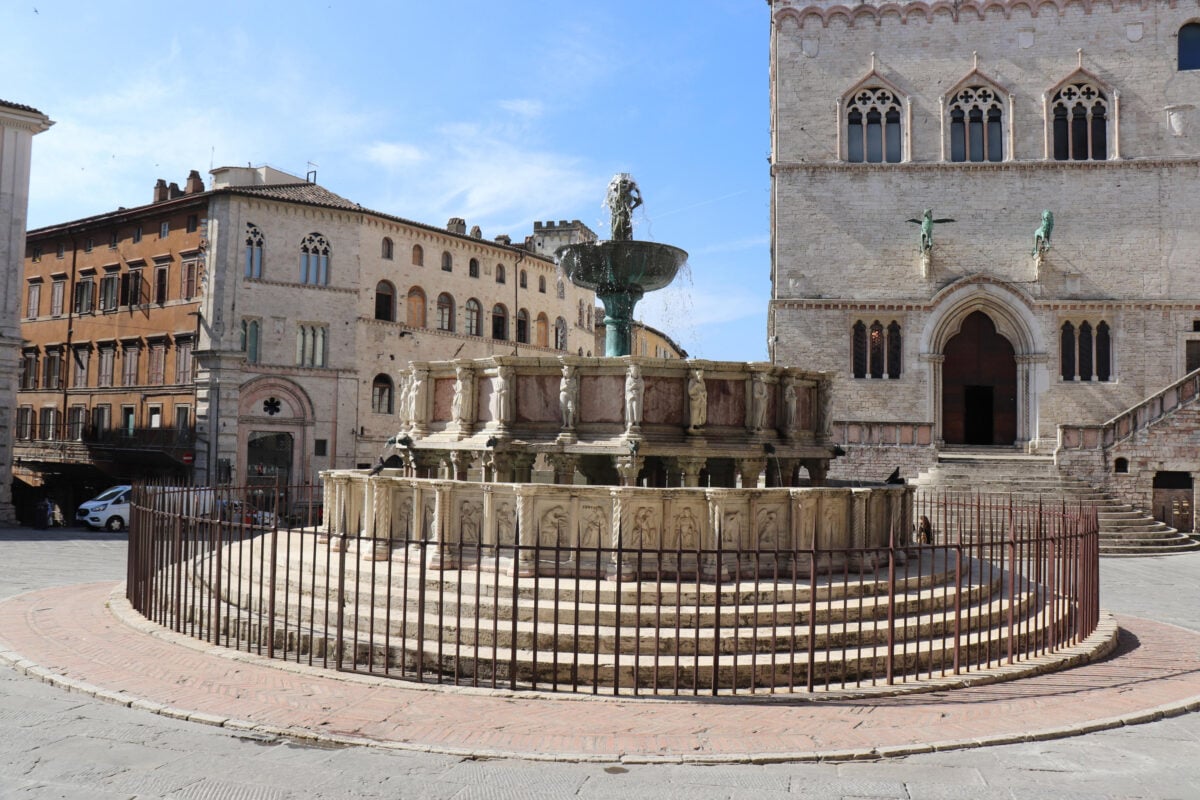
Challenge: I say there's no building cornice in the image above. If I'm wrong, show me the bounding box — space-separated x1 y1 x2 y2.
770 0 1165 29
772 156 1200 175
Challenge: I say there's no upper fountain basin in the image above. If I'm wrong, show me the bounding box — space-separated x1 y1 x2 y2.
557 240 688 295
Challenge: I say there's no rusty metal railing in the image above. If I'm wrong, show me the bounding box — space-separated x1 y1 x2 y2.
127 484 1099 696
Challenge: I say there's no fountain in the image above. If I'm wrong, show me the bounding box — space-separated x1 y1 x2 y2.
556 174 688 357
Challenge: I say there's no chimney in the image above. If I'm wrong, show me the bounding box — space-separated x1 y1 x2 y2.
494 234 512 245
168 182 183 199
184 169 205 194
447 217 466 235
469 225 482 239
153 178 168 203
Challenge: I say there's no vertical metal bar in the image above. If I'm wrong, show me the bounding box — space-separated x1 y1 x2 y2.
885 522 896 685
335 529 347 671
806 531 817 693
267 510 278 660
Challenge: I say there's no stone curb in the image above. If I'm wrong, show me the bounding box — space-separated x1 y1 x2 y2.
0 584 1195 764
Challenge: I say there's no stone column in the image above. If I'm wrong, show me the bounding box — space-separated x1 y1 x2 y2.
803 458 829 487
369 481 391 560
488 452 516 483
922 353 945 445
412 451 442 479
410 365 431 436
546 453 580 485
675 456 707 488
736 458 766 488
615 454 645 487
449 450 475 481
513 453 536 483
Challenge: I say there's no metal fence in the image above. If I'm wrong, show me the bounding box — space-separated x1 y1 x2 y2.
127 484 1099 696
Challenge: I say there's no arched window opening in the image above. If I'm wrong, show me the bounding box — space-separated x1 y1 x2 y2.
299 232 330 285
554 317 567 350
407 287 426 328
519 270 528 288
578 299 586 327
536 313 549 347
496 264 506 284
492 304 508 340
1078 321 1094 381
868 321 885 379
887 321 902 379
1180 23 1200 71
1051 81 1108 161
516 309 529 343
1096 322 1112 382
851 321 867 379
587 306 593 329
1114 457 1129 474
375 281 395 322
1061 322 1077 381
295 325 327 367
412 244 424 266
538 275 546 293
381 237 394 260
441 251 452 272
465 298 482 336
949 86 1003 162
846 88 902 163
469 258 479 278
371 374 394 414
1061 319 1112 381
244 224 264 278
556 280 565 300
436 293 455 332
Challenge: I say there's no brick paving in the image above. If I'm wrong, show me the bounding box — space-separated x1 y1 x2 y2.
0 580 1197 763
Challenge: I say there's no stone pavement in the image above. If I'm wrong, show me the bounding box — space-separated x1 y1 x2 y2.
0 526 1196 798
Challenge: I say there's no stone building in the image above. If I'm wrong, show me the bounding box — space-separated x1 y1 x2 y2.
767 1 1200 481
0 99 52 524
16 165 597 510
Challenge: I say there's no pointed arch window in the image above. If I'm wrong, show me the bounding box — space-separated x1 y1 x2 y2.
852 319 902 378
949 86 1003 162
375 281 395 322
371 374 394 414
299 233 330 285
554 317 568 350
436 293 455 332
520 270 528 288
1050 80 1109 161
406 287 426 328
465 298 482 336
846 87 902 163
556 280 565 300
1180 23 1200 71
240 319 261 364
516 309 529 343
492 304 508 340
244 224 264 278
1062 319 1112 381
538 275 546 293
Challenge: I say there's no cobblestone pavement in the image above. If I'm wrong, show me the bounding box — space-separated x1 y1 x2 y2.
0 526 1196 798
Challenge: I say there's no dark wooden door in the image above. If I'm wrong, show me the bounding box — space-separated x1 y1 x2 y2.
942 311 1017 445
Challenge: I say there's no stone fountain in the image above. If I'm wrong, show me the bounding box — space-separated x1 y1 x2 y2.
556 174 689 357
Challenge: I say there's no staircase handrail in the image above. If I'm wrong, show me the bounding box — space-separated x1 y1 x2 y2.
1057 368 1200 451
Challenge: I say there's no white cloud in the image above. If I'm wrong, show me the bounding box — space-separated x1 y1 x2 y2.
498 99 544 119
365 142 427 169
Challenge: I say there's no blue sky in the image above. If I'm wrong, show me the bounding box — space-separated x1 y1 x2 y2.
5 0 771 361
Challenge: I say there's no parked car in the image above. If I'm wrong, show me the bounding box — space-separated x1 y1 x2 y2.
76 485 131 531
217 499 275 527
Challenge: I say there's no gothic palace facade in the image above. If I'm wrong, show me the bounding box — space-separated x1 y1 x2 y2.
768 0 1200 478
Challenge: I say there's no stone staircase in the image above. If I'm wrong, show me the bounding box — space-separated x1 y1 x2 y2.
914 449 1200 556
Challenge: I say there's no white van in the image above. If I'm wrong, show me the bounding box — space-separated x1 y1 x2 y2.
76 485 131 531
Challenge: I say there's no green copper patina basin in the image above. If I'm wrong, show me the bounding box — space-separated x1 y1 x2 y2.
556 240 688 297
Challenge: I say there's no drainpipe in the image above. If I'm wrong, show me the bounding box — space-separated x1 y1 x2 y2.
512 248 525 356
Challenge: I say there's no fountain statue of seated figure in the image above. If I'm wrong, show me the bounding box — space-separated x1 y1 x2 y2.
606 173 642 241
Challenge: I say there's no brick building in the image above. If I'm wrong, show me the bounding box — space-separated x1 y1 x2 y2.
767 1 1200 481
16 166 597 513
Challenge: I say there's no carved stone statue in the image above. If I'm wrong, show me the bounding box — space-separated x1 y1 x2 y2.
782 377 798 432
906 208 955 252
625 364 644 428
396 374 410 427
605 173 643 242
493 367 513 423
559 365 578 429
1033 209 1054 256
687 369 707 431
451 368 469 424
750 375 768 431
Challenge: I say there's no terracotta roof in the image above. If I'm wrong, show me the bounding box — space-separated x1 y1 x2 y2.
0 99 44 115
219 182 361 211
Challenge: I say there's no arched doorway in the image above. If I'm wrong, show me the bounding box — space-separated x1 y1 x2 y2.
942 310 1017 445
